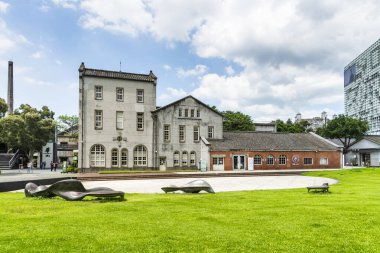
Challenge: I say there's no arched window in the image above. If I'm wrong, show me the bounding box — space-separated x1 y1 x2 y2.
173 151 180 166
111 148 118 167
267 155 274 165
190 151 196 166
121 148 128 167
133 145 147 166
90 145 105 167
182 151 188 166
254 155 262 165
279 155 286 165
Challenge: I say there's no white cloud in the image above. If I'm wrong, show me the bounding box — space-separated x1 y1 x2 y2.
0 20 30 53
0 1 9 13
23 77 51 86
177 64 208 78
30 51 45 59
52 0 77 10
225 66 235 75
159 87 187 100
162 64 171 71
55 59 62 65
74 0 380 120
40 4 50 12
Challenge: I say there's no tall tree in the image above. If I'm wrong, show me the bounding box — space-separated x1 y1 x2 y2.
57 114 79 136
317 114 368 153
0 97 7 118
222 110 255 131
276 119 310 133
0 104 55 159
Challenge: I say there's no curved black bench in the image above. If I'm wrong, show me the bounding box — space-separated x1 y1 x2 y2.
162 180 215 194
25 179 125 201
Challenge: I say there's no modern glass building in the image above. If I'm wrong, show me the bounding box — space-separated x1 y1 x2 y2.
344 39 380 135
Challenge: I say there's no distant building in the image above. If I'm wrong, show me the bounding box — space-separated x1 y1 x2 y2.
294 112 331 131
344 38 380 135
254 122 277 133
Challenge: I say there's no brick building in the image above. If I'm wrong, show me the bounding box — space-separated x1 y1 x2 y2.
208 132 342 171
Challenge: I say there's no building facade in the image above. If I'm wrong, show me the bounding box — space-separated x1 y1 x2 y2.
209 132 342 171
79 63 157 170
344 38 380 135
294 112 334 131
346 135 380 167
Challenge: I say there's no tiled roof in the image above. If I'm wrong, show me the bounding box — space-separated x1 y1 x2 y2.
362 135 380 145
79 62 157 83
209 132 340 151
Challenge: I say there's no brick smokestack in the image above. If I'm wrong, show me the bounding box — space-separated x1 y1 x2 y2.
7 61 13 114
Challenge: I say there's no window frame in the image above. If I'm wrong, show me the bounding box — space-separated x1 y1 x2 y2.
266 155 274 165
319 158 328 165
182 151 188 166
95 86 103 100
137 112 144 131
173 151 180 166
179 125 186 143
208 126 214 139
90 144 105 167
304 157 313 165
163 124 170 142
190 151 196 166
137 89 144 103
116 111 124 130
193 126 200 142
279 155 286 165
133 145 147 167
95 110 103 130
121 148 128 167
116 87 124 102
111 148 119 167
254 155 262 165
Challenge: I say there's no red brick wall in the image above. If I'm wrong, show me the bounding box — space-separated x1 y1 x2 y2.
210 150 341 171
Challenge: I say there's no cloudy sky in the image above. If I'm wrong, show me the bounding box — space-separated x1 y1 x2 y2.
0 0 379 122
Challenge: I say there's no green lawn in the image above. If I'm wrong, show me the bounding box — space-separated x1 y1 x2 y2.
1 168 380 252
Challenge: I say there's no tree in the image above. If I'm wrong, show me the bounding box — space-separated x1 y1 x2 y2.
222 110 255 131
57 114 79 136
0 97 7 118
317 114 368 153
0 104 55 160
276 119 310 133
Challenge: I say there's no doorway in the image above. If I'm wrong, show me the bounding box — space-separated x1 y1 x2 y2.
159 157 166 171
362 153 370 166
233 155 245 170
212 157 224 171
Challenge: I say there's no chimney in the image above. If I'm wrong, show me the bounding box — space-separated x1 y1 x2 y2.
7 61 13 114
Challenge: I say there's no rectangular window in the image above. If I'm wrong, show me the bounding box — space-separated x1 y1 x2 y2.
190 109 194 117
213 157 218 165
116 111 123 130
193 126 200 142
320 158 328 165
95 86 103 100
164 124 170 142
95 110 103 129
179 108 182 117
116 87 124 101
208 126 214 139
179 125 185 142
137 89 144 103
185 109 188 117
137 113 144 130
197 109 200 117
304 157 313 165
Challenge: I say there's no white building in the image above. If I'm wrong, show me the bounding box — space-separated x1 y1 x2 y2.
78 63 223 171
344 38 380 135
294 112 331 131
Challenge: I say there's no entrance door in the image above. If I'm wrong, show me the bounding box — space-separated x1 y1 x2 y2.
159 157 166 171
233 155 245 170
362 153 371 166
212 157 224 171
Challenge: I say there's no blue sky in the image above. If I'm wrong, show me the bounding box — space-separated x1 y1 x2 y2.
0 0 379 122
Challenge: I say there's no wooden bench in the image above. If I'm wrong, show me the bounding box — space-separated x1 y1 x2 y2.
307 183 329 193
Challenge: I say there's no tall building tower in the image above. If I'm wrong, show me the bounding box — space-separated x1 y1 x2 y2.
7 61 13 115
344 39 380 135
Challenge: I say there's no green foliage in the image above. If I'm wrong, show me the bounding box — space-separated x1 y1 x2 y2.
222 110 255 131
56 114 78 136
1 169 380 252
0 97 7 118
0 104 55 158
317 114 369 153
276 119 310 133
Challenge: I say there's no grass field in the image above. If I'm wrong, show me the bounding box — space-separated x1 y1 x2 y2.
0 168 379 252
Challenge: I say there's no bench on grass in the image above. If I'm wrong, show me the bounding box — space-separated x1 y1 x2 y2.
307 183 329 193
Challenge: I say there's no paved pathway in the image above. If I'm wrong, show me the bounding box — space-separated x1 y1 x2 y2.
81 176 338 193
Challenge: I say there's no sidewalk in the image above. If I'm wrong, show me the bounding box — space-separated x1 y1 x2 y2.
0 168 75 183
